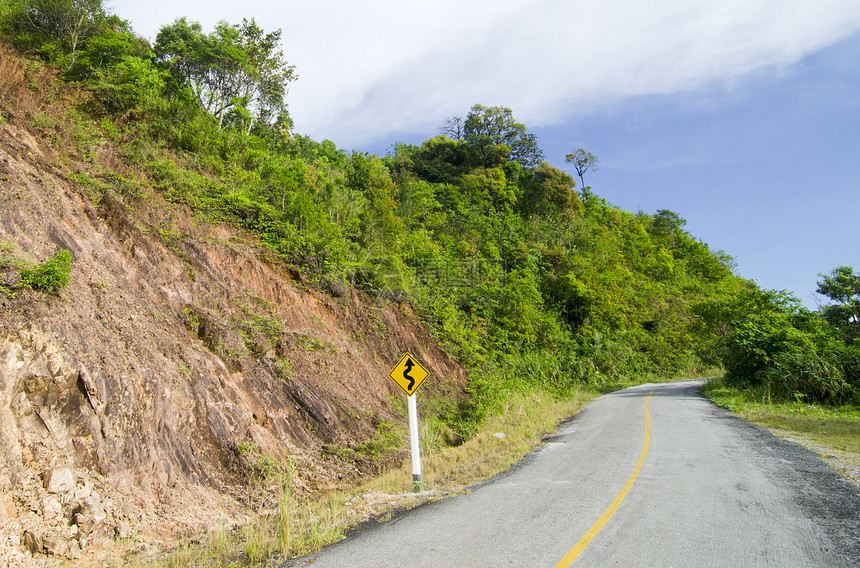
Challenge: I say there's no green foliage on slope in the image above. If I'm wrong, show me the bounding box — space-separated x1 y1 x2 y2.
20 249 73 294
4 0 853 410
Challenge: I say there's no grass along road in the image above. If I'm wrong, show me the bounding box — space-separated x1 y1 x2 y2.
126 386 599 567
702 377 860 487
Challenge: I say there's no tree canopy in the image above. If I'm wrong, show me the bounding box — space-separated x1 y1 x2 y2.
154 17 296 131
817 266 860 340
462 104 544 169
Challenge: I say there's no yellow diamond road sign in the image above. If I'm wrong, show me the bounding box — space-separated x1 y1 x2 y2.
388 353 429 397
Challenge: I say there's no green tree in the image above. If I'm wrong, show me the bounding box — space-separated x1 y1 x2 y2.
405 135 472 184
521 162 581 216
154 17 296 131
463 104 544 169
153 18 215 105
817 266 860 340
459 167 518 214
716 288 804 385
397 180 440 228
648 209 687 249
346 153 402 254
224 18 296 133
564 148 599 197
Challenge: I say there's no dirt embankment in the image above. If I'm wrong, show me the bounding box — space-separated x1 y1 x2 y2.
0 47 466 565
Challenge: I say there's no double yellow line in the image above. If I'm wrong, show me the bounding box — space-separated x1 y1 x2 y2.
555 388 657 567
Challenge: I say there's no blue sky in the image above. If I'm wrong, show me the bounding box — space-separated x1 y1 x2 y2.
111 0 860 307
535 33 860 307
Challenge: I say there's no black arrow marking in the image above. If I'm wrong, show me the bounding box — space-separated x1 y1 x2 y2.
403 357 416 391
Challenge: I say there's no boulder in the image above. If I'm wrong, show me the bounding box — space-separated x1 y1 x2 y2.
23 530 43 554
74 492 107 535
42 532 69 557
44 466 76 494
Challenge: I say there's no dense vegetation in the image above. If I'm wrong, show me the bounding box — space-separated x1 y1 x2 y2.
695 269 860 405
2 0 857 416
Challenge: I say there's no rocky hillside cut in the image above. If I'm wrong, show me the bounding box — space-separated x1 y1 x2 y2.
0 47 466 563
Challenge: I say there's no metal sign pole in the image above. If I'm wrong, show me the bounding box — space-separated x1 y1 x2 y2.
408 393 422 492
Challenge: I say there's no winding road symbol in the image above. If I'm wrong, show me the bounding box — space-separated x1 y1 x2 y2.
388 352 430 396
403 357 416 390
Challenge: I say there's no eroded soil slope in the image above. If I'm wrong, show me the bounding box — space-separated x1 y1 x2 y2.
0 47 466 563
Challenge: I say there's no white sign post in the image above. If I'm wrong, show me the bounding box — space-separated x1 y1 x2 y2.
388 353 430 492
407 393 422 492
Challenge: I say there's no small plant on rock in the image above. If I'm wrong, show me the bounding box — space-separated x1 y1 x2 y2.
20 249 72 295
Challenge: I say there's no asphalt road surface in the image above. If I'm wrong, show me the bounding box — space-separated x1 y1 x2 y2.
285 380 860 567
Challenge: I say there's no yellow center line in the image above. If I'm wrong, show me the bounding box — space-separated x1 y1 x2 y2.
554 388 657 568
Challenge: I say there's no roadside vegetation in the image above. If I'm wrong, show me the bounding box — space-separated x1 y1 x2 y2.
695 268 860 407
2 1 859 566
702 378 860 487
698 266 860 486
703 380 860 453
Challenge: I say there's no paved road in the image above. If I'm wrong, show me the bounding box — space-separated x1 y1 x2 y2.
286 380 860 567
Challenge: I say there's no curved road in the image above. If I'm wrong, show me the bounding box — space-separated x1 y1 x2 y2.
286 380 860 567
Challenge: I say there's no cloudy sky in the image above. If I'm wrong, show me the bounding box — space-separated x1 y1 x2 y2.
111 0 860 307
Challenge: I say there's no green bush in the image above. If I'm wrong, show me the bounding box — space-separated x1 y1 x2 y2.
89 56 167 114
20 249 72 295
763 348 850 404
714 288 857 404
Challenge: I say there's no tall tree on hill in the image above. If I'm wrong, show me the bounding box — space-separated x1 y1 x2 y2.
650 209 687 249
565 148 599 197
154 17 296 132
228 18 296 133
463 104 544 169
817 265 860 340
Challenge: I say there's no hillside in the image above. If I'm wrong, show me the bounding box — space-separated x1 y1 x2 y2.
2 0 860 563
0 11 755 562
0 44 466 564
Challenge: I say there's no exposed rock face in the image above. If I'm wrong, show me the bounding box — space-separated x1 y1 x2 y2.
0 45 467 562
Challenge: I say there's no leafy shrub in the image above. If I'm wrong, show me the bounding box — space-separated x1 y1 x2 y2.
763 348 850 404
714 288 857 404
89 56 167 113
20 249 72 294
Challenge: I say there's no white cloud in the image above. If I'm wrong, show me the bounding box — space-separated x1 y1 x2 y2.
111 0 860 148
